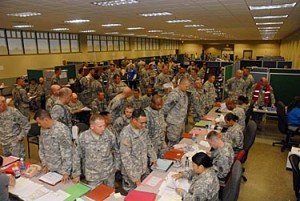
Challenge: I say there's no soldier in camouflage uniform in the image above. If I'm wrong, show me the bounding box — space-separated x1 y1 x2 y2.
90 74 103 100
107 74 128 100
90 92 108 114
36 77 46 109
72 114 120 187
173 152 220 201
163 78 190 147
51 68 62 85
0 96 30 158
172 66 191 86
119 109 157 191
203 74 217 111
127 88 143 110
79 69 94 106
46 84 61 111
50 87 73 131
34 110 72 183
207 131 234 183
140 64 156 94
108 87 132 121
107 63 121 83
144 95 167 158
225 99 246 129
223 113 244 153
190 79 207 123
225 70 246 101
141 87 153 109
197 64 207 81
243 68 255 101
12 77 30 118
67 93 84 114
113 105 134 135
154 64 172 96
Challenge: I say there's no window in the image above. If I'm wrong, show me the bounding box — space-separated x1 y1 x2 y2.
70 34 79 52
119 36 125 51
0 30 8 55
22 31 37 54
49 33 60 53
107 36 113 51
37 32 49 54
141 38 145 50
7 30 23 55
60 33 70 53
100 36 107 51
87 35 93 52
124 37 130 51
113 36 119 51
93 35 100 51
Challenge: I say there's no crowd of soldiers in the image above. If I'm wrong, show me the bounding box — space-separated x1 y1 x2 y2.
0 57 276 199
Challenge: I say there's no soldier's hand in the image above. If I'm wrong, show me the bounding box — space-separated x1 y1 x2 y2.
134 179 141 186
62 174 70 183
151 160 157 167
42 166 49 174
72 176 80 183
175 188 185 195
8 174 16 187
17 135 23 141
172 172 183 180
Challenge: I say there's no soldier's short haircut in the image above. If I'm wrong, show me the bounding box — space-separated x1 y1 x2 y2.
16 77 23 83
206 131 219 141
132 109 146 119
179 77 190 85
34 109 51 120
192 152 213 168
151 94 162 104
89 114 105 125
58 87 72 98
0 96 5 103
124 104 134 110
113 74 121 79
99 111 110 116
224 112 239 122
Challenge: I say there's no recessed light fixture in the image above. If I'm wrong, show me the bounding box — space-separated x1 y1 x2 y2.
161 32 175 35
127 27 144 30
198 28 214 31
80 30 96 33
249 2 296 10
139 12 172 17
148 30 163 33
137 34 148 37
123 33 135 36
184 24 204 28
256 22 284 25
105 32 119 34
13 25 33 28
7 12 41 17
254 15 288 19
258 27 280 30
64 19 90 23
91 0 138 6
51 28 69 31
167 19 192 23
102 23 122 27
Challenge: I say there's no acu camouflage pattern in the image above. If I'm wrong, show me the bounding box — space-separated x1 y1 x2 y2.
203 81 217 110
224 122 244 152
90 98 108 114
12 85 30 118
225 77 246 101
50 101 73 130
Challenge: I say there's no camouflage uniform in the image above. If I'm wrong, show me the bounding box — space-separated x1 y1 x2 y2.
39 121 73 175
107 81 127 100
179 168 219 201
203 81 217 111
12 85 30 118
50 100 73 131
173 72 191 86
51 75 61 85
211 142 234 180
68 100 84 114
91 79 103 100
127 96 143 110
36 84 45 108
141 95 151 109
90 98 108 114
73 129 120 187
223 123 244 152
225 77 246 101
107 69 121 83
154 73 172 95
197 68 206 80
79 76 94 106
108 94 127 121
163 88 189 146
144 106 168 158
190 88 207 123
0 107 30 158
46 95 58 111
140 69 156 94
113 115 131 135
243 74 255 100
119 124 157 191
232 107 246 129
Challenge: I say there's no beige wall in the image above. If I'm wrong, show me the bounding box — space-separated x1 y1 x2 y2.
179 41 203 57
280 30 300 68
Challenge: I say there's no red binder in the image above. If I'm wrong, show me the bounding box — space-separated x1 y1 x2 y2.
85 184 114 201
125 190 156 201
164 149 184 160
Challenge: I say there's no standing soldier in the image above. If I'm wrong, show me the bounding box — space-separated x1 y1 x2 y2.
0 96 30 158
127 88 143 110
190 79 207 123
113 104 134 135
46 84 61 111
34 110 73 183
119 109 157 191
107 74 128 100
79 68 94 107
163 78 190 147
12 77 30 118
108 87 132 121
154 64 172 96
144 95 167 158
203 74 217 111
72 114 120 187
140 64 156 94
225 70 246 101
243 68 255 101
91 92 108 114
51 68 62 85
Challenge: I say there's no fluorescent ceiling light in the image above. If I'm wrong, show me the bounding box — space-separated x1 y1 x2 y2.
184 24 204 28
140 12 172 17
249 2 296 10
13 25 33 28
148 30 163 33
167 19 192 23
7 12 41 17
161 32 175 35
254 15 288 19
102 23 122 27
51 28 69 31
65 19 90 23
258 27 280 30
256 22 283 25
105 32 119 34
127 27 144 30
91 0 138 7
123 33 135 36
137 34 148 37
198 28 214 31
80 30 96 33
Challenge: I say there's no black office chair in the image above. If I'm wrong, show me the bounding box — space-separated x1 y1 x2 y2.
289 154 300 200
220 160 242 201
245 102 255 125
272 101 299 152
75 122 89 136
27 123 40 158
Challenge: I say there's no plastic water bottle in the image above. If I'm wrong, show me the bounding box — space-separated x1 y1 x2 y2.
192 132 197 143
19 158 26 173
207 121 211 132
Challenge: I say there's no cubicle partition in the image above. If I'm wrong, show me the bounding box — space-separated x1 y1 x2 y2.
249 67 269 82
240 60 263 68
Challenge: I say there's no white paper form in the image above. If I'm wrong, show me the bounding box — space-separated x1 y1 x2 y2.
34 190 70 201
145 176 163 187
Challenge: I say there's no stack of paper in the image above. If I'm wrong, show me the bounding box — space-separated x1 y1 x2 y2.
142 175 163 189
152 159 173 172
39 172 63 186
194 120 211 127
64 183 91 201
35 190 70 201
9 177 44 200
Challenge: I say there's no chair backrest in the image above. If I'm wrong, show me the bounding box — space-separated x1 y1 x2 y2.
245 102 254 125
276 101 288 134
28 123 41 137
289 154 300 198
221 160 243 201
243 120 257 151
76 123 89 134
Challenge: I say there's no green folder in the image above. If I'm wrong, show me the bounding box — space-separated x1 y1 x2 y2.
194 120 211 127
64 183 91 201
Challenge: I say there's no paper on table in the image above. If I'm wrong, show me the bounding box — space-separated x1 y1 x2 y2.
35 190 70 201
153 159 173 171
143 175 163 188
39 172 63 186
164 172 190 192
158 190 182 201
199 140 210 148
22 186 50 201
9 177 44 199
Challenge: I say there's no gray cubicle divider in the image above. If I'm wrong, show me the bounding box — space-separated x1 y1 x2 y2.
249 67 269 82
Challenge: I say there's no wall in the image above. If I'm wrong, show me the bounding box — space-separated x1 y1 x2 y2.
280 29 300 68
179 41 203 57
